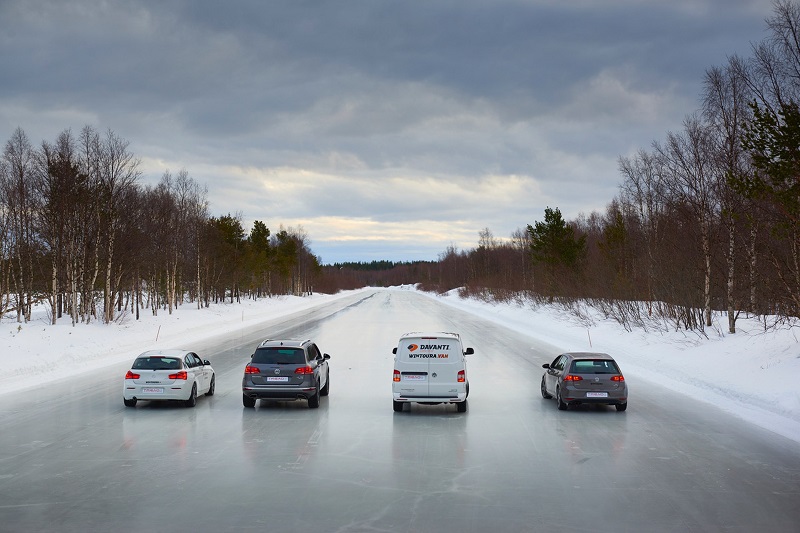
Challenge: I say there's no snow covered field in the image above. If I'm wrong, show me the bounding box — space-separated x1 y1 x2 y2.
1 286 798 443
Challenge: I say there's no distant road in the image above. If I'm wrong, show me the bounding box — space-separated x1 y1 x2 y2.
1 289 798 532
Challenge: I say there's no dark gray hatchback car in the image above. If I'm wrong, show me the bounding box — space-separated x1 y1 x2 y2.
242 339 331 408
541 352 628 411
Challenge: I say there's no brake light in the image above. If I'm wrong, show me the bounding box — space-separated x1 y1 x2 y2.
457 370 465 383
611 375 625 382
168 371 188 380
244 365 260 374
125 370 140 380
295 366 314 375
393 370 401 382
563 375 583 381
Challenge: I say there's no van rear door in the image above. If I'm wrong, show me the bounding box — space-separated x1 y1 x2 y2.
426 340 463 398
395 338 429 397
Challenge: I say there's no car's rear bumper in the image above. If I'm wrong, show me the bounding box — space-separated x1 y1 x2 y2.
562 391 627 405
123 382 193 401
393 393 467 403
243 385 317 401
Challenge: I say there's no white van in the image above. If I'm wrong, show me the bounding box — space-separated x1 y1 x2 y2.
392 332 474 412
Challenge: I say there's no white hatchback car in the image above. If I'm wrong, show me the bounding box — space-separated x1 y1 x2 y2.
123 349 215 408
392 332 473 412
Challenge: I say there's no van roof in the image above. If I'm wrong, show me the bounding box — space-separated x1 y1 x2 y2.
398 332 461 341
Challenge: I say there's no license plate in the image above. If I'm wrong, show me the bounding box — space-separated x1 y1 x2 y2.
142 387 163 394
586 392 608 398
403 374 426 381
266 377 289 382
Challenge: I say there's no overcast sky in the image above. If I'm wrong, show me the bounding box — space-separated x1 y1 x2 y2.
0 0 776 264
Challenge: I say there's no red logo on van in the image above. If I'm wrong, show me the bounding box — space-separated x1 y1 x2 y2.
407 344 418 352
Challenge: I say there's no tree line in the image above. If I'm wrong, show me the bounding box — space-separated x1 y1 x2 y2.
0 125 321 325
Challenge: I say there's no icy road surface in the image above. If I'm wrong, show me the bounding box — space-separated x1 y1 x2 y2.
1 290 799 532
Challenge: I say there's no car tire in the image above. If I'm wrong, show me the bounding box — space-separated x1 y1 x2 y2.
541 376 552 399
205 375 215 396
308 382 320 408
456 400 467 413
320 370 330 396
124 398 136 407
616 402 628 412
393 400 403 412
556 387 568 411
185 384 197 408
243 394 256 408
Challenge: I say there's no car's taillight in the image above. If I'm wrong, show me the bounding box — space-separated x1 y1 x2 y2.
393 370 401 382
244 365 260 374
611 375 625 382
125 370 140 380
457 370 465 383
168 371 188 380
295 366 314 375
563 375 583 381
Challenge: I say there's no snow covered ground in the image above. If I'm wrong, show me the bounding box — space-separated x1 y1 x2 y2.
2 286 798 443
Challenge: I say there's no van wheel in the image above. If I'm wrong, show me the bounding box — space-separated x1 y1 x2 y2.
393 400 403 412
456 400 467 413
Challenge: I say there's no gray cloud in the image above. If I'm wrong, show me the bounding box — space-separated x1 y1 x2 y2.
0 0 774 263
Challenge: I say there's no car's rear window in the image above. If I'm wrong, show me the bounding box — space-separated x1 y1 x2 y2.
253 347 305 365
133 356 182 370
570 359 620 374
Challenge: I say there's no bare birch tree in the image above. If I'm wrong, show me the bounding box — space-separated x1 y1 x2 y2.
655 116 722 328
98 129 140 323
703 57 753 333
618 148 667 315
1 128 38 322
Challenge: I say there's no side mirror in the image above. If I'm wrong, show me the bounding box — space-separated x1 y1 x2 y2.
250 353 255 359
464 347 474 355
542 363 550 369
392 348 397 354
203 360 211 366
323 353 331 360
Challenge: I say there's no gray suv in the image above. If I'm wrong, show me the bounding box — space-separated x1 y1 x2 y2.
242 339 331 408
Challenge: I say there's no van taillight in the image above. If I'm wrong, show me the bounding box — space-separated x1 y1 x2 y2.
244 365 260 374
457 370 465 382
611 375 625 382
168 371 188 380
393 370 401 382
295 366 314 375
563 375 583 381
125 371 140 380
